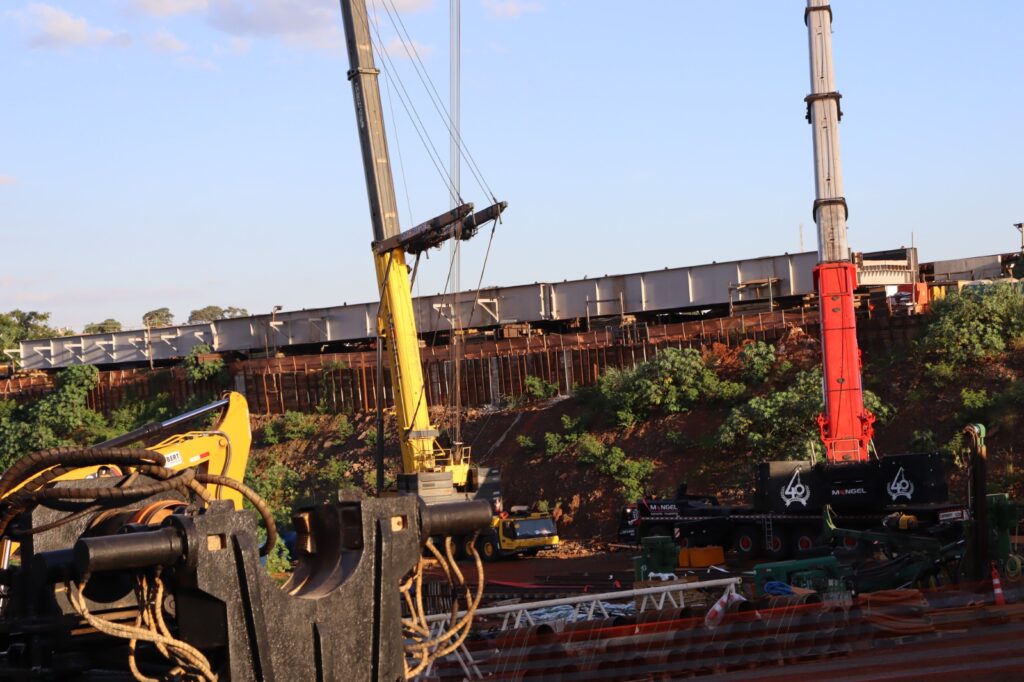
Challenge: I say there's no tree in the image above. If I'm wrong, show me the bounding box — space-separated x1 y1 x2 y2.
187 306 250 324
82 319 122 334
0 310 60 351
142 307 174 328
187 306 225 324
0 365 106 468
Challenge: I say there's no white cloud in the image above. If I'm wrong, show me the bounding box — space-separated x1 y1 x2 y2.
149 27 188 52
16 4 132 49
137 0 433 53
205 0 343 50
482 0 541 20
129 0 209 17
177 54 218 70
226 36 249 54
0 176 15 186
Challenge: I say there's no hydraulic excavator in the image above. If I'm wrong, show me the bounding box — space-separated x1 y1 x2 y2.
0 392 252 572
339 0 557 561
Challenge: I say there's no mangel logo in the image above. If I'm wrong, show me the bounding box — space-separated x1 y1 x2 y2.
781 467 810 507
887 466 914 501
832 487 867 496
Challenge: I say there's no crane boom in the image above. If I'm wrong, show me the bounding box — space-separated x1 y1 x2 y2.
805 0 874 464
340 0 506 493
340 0 464 484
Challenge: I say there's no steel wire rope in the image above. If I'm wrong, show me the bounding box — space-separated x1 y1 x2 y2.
424 230 466 439
374 2 417 230
375 56 457 204
361 1 459 204
377 0 497 202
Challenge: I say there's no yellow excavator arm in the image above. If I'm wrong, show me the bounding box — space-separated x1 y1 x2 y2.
6 392 252 508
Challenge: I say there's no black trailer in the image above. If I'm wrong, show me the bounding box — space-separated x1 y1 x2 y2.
619 455 966 561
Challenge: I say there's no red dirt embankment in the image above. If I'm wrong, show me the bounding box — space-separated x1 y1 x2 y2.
251 329 1024 544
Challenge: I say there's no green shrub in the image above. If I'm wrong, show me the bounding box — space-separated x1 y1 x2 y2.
560 413 584 434
716 368 891 460
961 387 992 414
924 361 957 387
261 411 318 444
315 361 351 413
592 348 744 427
921 283 1024 365
571 434 653 501
0 365 109 468
280 411 317 440
666 430 693 449
910 429 938 452
739 341 776 384
245 459 302 527
262 532 293 576
515 434 535 451
575 433 606 462
183 343 225 383
262 420 281 445
107 392 176 435
544 432 566 457
524 375 558 400
315 457 354 496
364 429 378 448
334 414 354 441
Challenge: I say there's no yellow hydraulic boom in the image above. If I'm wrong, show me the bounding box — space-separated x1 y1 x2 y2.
374 245 468 485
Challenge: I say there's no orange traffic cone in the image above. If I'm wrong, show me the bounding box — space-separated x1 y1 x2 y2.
991 561 1006 606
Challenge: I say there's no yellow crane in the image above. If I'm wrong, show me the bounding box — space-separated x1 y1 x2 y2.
340 0 558 560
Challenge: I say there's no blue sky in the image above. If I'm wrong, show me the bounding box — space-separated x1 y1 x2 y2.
1 1 1022 332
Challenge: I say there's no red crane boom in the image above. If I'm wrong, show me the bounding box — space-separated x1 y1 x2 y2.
805 0 874 464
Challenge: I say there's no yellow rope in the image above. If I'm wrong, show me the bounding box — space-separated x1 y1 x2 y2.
403 532 484 679
67 577 218 682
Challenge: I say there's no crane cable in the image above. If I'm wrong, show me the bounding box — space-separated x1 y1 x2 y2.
377 0 497 203
363 1 460 203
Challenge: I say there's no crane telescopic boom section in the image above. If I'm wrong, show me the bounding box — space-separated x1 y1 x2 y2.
339 0 505 489
340 0 459 484
805 0 874 464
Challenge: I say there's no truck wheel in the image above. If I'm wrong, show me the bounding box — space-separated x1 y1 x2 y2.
476 534 500 562
732 526 761 560
452 536 471 560
461 536 478 560
765 530 788 560
792 526 818 556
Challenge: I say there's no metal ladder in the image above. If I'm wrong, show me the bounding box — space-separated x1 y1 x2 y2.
763 515 775 551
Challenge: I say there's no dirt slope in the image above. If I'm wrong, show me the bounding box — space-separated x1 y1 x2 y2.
249 330 1024 542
